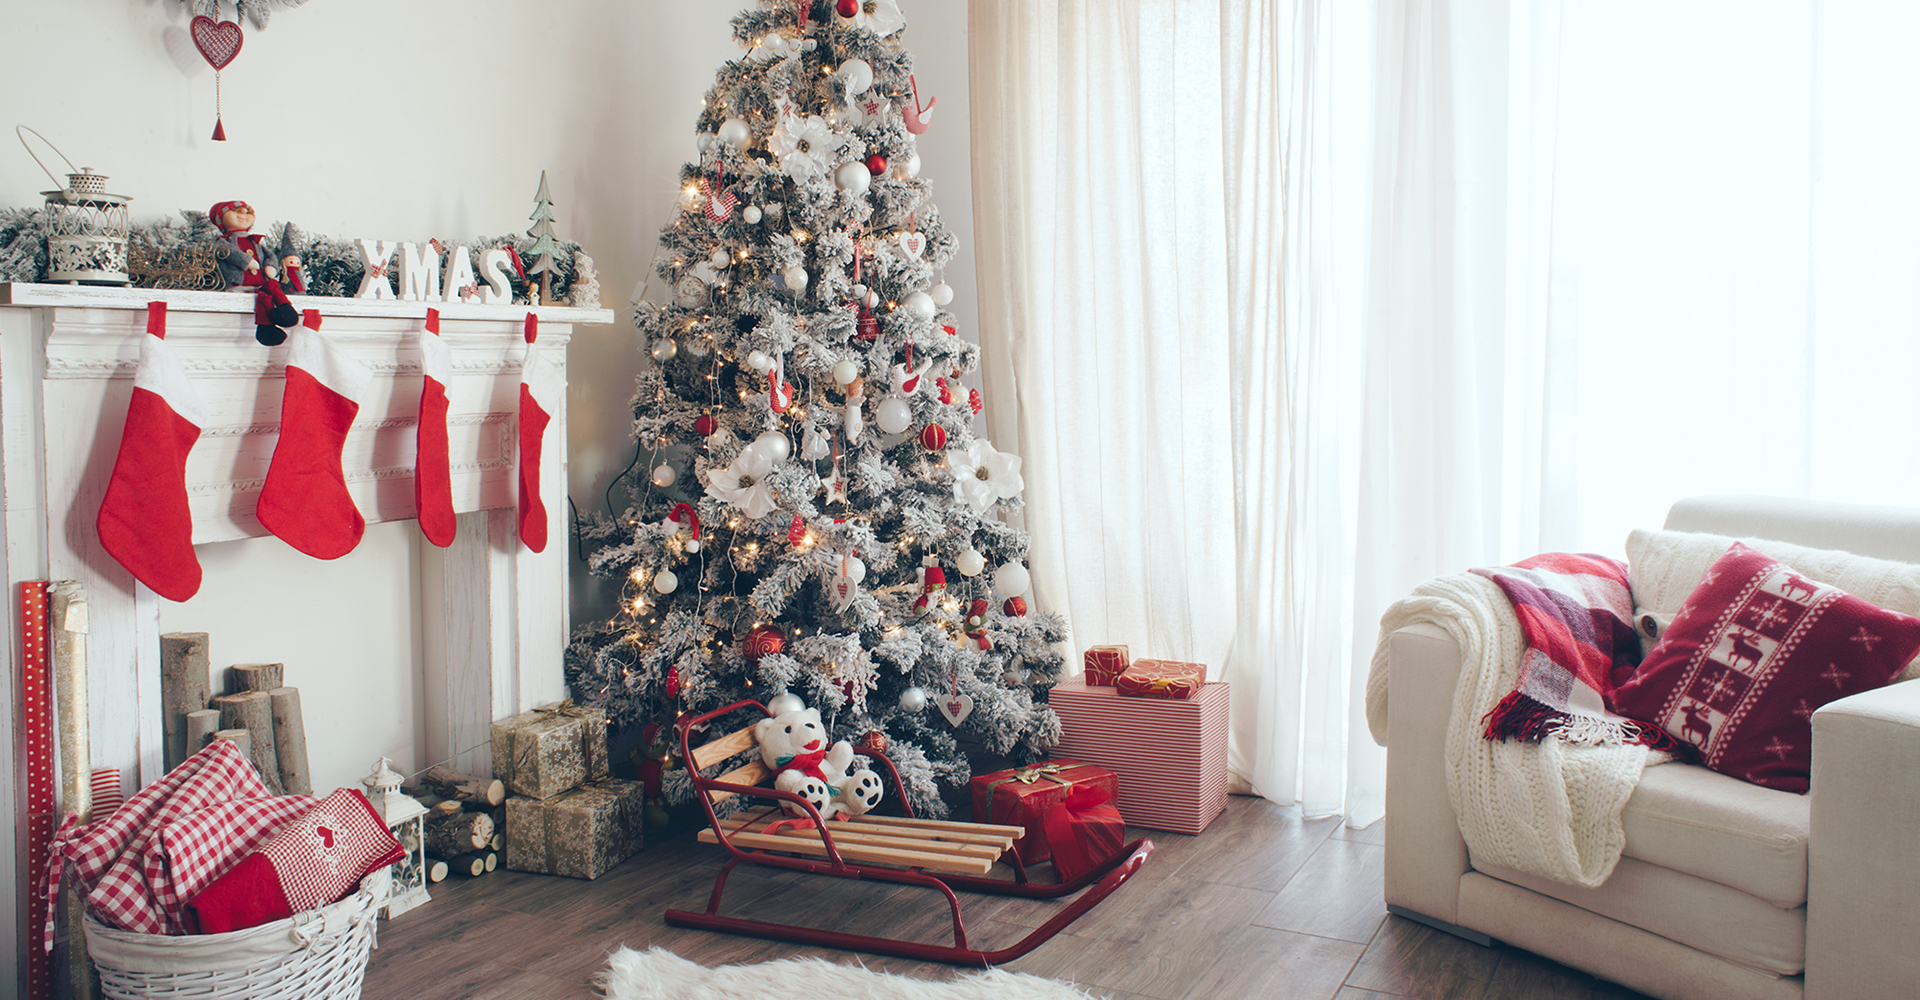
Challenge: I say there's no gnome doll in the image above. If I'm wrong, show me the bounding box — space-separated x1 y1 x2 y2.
209 200 303 346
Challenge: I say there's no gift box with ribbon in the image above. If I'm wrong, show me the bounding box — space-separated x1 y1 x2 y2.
490 700 610 801
502 778 645 879
1051 680 1230 834
1041 784 1125 882
969 759 1118 868
1082 644 1130 686
1114 659 1206 699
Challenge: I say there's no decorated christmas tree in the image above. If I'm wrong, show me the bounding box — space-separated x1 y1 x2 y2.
566 0 1066 818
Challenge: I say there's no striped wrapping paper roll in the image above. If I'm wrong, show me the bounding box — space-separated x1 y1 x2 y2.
1049 680 1230 834
90 768 125 821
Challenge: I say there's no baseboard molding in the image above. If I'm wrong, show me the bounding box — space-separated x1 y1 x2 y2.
1386 904 1495 947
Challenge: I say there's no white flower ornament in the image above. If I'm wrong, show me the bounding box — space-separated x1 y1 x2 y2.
770 114 837 184
706 449 780 519
946 439 1024 514
840 0 906 37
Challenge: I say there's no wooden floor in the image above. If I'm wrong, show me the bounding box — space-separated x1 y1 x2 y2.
361 795 1655 1000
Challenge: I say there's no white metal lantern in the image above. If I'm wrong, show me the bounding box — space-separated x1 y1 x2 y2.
18 127 132 286
362 757 431 919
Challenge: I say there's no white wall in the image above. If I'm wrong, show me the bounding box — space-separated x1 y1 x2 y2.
0 0 975 786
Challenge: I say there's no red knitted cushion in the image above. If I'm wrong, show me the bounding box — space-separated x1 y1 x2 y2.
1610 541 1920 792
185 788 403 933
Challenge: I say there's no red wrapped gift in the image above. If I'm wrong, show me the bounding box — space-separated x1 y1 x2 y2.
1082 645 1130 686
1115 659 1206 699
1041 785 1124 882
970 760 1117 867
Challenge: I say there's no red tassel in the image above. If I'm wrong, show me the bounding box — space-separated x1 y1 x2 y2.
211 116 226 141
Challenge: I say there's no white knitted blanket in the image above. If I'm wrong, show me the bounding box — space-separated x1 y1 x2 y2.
1365 571 1669 888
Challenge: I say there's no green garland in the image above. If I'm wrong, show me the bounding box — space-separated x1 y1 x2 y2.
0 207 581 302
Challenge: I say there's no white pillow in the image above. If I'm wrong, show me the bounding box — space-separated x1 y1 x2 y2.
1626 527 1920 680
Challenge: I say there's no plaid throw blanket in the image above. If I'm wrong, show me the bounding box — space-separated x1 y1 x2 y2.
1470 553 1683 752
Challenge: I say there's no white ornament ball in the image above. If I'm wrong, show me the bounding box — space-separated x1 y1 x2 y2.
844 555 866 584
718 117 751 147
652 568 679 594
746 350 774 372
697 133 716 153
753 431 791 464
783 265 810 291
650 464 677 487
899 686 929 712
743 205 763 224
709 249 731 270
739 442 775 478
955 548 986 577
832 359 861 385
930 282 954 306
995 562 1032 599
768 692 807 715
851 282 868 299
685 335 712 358
875 396 912 434
674 277 708 308
650 338 679 363
864 290 880 309
905 291 937 319
839 58 874 95
835 161 872 195
905 152 922 177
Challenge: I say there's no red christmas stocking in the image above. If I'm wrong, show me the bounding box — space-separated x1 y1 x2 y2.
257 311 371 559
517 312 560 552
415 308 456 547
97 302 208 601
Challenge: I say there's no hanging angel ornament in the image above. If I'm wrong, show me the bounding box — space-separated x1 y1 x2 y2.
799 423 831 461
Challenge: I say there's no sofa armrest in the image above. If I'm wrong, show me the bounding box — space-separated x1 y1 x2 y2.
1383 621 1473 925
1805 678 1920 1000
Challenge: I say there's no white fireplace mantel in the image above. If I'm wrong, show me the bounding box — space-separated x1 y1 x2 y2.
0 283 611 957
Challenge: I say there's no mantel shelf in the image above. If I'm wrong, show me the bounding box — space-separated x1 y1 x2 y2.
0 282 617 326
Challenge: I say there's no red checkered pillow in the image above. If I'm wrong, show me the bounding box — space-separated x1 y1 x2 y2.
1610 541 1920 792
185 788 404 934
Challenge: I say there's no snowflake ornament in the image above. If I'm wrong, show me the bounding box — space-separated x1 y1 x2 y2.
706 451 781 519
770 114 837 184
946 439 1025 513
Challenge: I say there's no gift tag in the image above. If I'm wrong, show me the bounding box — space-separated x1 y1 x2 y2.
936 693 973 726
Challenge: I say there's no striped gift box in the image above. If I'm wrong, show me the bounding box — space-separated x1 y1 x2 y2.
1049 680 1229 834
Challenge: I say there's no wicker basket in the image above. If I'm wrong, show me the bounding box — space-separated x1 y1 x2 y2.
86 868 390 1000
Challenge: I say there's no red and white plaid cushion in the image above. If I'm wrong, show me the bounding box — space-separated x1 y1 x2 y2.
141 795 317 934
44 740 268 945
187 788 404 934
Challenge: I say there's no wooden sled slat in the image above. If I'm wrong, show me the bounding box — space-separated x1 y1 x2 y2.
714 813 1004 861
698 826 995 874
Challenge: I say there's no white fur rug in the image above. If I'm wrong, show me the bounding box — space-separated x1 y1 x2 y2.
598 946 1097 1000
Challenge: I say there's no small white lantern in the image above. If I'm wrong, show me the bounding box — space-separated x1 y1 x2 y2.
20 128 131 285
363 757 431 919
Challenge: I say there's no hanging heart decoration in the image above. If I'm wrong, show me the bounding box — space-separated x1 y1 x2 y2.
191 16 244 141
896 231 926 259
191 16 243 69
936 693 974 726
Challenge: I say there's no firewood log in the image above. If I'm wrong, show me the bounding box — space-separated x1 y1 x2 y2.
211 691 283 796
228 662 284 693
268 687 311 795
425 857 450 883
418 764 506 807
429 852 487 878
161 633 210 771
429 800 463 818
185 710 222 756
425 810 494 857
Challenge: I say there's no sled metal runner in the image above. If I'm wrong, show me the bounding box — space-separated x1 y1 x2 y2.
664 699 1155 966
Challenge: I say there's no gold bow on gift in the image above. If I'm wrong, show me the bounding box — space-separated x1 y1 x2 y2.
1008 763 1070 785
536 699 590 720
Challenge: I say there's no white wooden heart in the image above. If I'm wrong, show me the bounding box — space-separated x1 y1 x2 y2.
896 232 926 258
936 692 973 726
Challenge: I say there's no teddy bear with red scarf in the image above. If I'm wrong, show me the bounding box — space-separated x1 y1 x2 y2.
209 199 303 346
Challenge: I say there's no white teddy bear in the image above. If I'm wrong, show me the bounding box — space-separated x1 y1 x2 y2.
755 704 884 820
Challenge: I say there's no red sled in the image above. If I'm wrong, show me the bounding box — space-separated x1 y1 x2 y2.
664 699 1154 966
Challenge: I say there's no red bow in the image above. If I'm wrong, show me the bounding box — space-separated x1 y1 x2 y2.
1042 784 1123 883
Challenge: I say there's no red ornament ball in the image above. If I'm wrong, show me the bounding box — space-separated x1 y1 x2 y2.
837 0 860 17
1003 595 1028 617
856 729 890 756
665 665 681 697
745 624 787 660
919 423 948 451
865 154 888 176
695 414 717 436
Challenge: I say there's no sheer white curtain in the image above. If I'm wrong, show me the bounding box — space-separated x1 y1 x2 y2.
969 0 1920 826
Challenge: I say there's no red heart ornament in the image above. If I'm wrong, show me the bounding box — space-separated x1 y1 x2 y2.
191 16 244 71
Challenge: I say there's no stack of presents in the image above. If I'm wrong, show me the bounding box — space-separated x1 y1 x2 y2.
970 647 1229 880
490 702 646 879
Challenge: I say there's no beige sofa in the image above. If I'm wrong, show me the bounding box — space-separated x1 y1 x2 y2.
1379 494 1920 1000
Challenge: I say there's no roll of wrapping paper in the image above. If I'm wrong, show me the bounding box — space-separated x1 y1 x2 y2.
49 580 94 1000
23 583 52 1000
